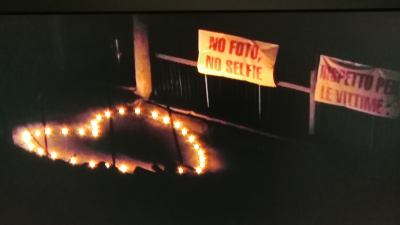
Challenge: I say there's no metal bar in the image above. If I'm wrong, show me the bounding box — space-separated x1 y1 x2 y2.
38 93 49 156
204 75 210 108
146 99 289 142
155 53 311 94
155 53 197 67
258 85 262 120
276 81 310 93
308 71 316 135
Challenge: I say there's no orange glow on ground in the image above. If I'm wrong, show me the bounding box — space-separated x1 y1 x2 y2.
12 102 222 176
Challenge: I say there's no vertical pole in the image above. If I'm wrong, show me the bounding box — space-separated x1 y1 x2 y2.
204 75 210 108
133 16 152 99
115 38 121 64
38 93 49 155
309 70 317 135
258 85 262 120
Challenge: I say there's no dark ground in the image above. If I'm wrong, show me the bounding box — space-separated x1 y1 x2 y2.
1 87 400 225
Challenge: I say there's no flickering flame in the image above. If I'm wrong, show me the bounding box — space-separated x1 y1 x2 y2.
61 127 69 136
34 129 41 137
89 160 96 169
104 110 111 118
27 143 35 151
119 164 128 173
151 111 158 119
188 135 195 143
91 129 99 137
134 107 141 115
70 156 77 165
174 121 181 129
78 128 85 136
118 107 126 115
50 152 58 160
195 167 202 175
37 147 45 156
181 128 188 136
22 130 31 143
177 166 184 174
45 127 52 136
162 116 170 124
96 114 103 121
13 102 214 176
90 120 98 128
198 149 205 157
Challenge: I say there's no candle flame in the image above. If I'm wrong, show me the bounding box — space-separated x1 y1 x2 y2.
119 164 128 173
89 160 96 169
181 128 188 136
134 107 141 115
162 116 170 124
45 127 52 136
177 166 184 174
118 107 126 115
174 121 181 129
70 156 77 165
78 128 86 136
50 152 58 160
104 110 111 118
61 127 69 136
151 111 158 119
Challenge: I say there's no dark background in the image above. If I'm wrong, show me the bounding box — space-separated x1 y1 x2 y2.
1 13 400 225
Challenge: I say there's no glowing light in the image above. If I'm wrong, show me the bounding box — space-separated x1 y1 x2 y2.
105 162 111 168
198 149 205 157
195 167 203 175
188 135 195 143
45 127 52 136
91 129 99 137
174 121 181 129
162 116 170 124
27 143 35 151
70 156 77 165
181 128 188 136
34 130 41 137
89 160 96 169
119 164 128 173
90 120 98 128
61 127 69 136
50 152 58 160
199 155 206 164
95 114 103 121
104 110 112 118
37 148 45 156
151 111 159 119
134 107 141 115
78 128 86 136
194 144 200 150
177 166 184 174
118 107 126 115
22 130 31 143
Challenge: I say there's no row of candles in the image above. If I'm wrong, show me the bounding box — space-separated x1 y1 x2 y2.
18 104 207 175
